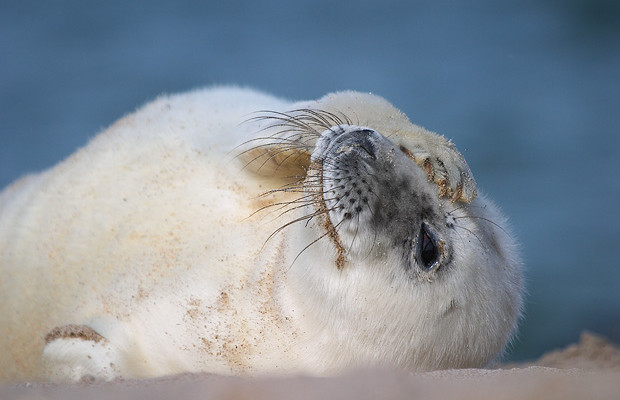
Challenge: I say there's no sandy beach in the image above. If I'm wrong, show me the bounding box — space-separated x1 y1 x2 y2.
2 332 619 400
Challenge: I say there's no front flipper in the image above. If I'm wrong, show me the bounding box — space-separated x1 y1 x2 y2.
397 136 477 203
42 324 123 382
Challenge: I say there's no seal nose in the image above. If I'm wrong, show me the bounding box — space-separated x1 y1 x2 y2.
337 129 377 160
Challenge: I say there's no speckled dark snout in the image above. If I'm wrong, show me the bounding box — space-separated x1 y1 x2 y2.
319 127 447 261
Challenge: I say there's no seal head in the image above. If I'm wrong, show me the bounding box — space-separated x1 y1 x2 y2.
252 107 524 371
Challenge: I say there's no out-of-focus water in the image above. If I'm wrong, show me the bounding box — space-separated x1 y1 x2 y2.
1 0 619 362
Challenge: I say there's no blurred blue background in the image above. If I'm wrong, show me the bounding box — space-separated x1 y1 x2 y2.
1 0 619 362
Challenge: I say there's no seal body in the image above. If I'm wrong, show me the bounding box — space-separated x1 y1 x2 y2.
0 87 522 382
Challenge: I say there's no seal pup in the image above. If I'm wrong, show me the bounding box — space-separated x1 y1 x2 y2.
0 87 522 382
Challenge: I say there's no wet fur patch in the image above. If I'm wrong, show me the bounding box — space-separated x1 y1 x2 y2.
308 160 347 269
44 324 105 344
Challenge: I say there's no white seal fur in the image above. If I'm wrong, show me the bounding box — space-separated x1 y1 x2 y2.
0 87 522 382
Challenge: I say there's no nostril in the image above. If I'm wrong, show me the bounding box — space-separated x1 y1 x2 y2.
354 133 377 159
331 127 379 159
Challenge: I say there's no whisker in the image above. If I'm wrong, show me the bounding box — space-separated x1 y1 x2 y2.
263 209 328 246
248 112 322 137
264 196 344 224
231 133 310 156
361 198 379 260
288 219 346 271
250 146 308 173
453 224 485 247
345 212 362 259
270 149 311 175
454 215 508 235
245 194 316 220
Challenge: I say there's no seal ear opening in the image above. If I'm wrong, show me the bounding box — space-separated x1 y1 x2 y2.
238 144 312 179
